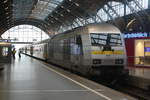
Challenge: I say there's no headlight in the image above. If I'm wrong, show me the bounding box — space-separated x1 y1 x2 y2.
115 59 124 64
93 59 101 64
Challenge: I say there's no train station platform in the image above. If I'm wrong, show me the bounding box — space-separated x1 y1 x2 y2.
129 67 150 80
128 67 150 90
0 55 136 100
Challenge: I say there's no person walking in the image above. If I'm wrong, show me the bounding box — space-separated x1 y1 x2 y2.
12 48 16 59
18 49 21 58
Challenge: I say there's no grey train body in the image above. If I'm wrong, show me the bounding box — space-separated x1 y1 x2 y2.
23 23 127 76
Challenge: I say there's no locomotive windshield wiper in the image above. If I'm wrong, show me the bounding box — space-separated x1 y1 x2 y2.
103 45 112 51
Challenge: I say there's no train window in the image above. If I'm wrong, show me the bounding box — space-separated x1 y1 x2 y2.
91 33 122 46
110 34 122 46
91 33 107 46
71 35 83 55
98 40 106 45
2 47 9 56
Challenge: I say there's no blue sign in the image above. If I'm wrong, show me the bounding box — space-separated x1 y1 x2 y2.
145 47 150 52
123 32 148 38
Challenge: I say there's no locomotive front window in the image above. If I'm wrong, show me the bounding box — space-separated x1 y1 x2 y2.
91 33 122 46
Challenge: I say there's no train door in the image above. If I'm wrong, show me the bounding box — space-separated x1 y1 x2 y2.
44 43 48 59
70 35 83 68
63 39 71 61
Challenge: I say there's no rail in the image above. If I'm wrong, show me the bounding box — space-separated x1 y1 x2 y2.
127 56 150 68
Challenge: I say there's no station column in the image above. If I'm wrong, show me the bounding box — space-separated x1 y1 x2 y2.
148 0 150 9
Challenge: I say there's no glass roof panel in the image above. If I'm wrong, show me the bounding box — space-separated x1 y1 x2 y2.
57 0 63 2
48 3 57 8
2 25 49 43
30 0 64 20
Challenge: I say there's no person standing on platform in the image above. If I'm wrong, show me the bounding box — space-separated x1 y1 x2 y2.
12 48 16 59
18 49 21 58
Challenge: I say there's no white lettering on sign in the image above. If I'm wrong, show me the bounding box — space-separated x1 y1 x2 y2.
123 32 148 38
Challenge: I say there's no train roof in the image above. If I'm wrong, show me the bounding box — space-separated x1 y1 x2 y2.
87 23 121 34
51 23 121 39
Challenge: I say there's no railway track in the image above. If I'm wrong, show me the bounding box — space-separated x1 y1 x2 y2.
113 84 150 100
92 77 150 100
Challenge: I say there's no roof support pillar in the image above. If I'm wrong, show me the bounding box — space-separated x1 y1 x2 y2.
148 0 150 9
124 3 127 16
123 2 128 32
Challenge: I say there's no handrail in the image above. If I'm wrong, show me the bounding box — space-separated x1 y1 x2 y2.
127 56 150 67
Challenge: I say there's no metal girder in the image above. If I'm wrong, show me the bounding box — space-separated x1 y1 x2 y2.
102 3 120 20
69 1 97 24
57 11 80 27
132 0 149 17
8 25 43 33
48 15 70 29
31 0 52 19
102 4 122 28
61 0 88 24
106 3 120 18
49 0 99 33
123 0 149 31
53 0 105 33
1 0 149 37
102 7 114 21
13 0 35 19
59 4 85 26
46 1 83 33
123 0 148 16
70 0 104 24
13 18 50 34
95 14 104 22
30 0 63 20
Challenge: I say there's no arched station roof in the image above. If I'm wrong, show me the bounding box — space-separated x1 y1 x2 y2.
0 0 146 36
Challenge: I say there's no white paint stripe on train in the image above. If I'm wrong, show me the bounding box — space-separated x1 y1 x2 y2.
42 64 112 100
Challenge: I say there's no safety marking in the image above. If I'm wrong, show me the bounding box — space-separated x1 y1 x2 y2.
91 50 124 55
42 64 112 100
0 89 103 93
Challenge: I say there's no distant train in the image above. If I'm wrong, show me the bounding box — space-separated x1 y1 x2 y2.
22 23 127 76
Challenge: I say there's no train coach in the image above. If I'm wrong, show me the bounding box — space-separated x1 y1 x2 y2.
23 23 127 76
